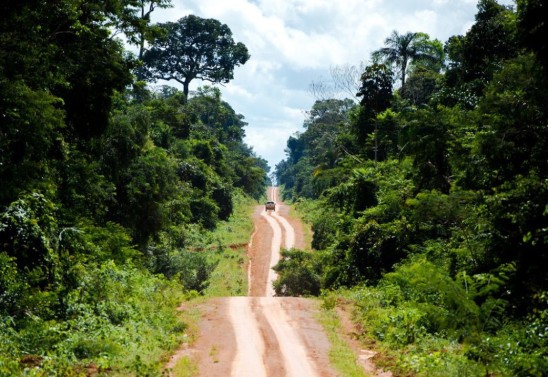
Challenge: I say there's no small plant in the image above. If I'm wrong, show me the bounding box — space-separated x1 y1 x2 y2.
209 345 219 363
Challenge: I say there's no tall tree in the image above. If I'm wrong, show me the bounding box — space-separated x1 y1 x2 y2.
443 0 518 99
355 64 394 160
142 15 250 100
119 0 173 59
517 0 548 72
372 31 439 89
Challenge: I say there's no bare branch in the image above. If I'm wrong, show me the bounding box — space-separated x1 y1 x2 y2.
309 62 365 102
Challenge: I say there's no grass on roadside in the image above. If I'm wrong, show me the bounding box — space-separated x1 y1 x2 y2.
202 190 257 296
170 191 257 376
171 356 198 377
317 303 369 377
204 246 248 297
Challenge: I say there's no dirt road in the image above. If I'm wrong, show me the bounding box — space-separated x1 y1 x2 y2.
175 187 338 376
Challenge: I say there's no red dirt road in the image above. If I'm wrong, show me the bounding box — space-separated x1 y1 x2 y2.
173 187 339 376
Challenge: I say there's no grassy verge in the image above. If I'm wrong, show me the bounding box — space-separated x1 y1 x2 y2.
317 304 369 377
171 191 257 376
203 246 248 297
168 302 203 377
202 191 257 297
171 357 198 377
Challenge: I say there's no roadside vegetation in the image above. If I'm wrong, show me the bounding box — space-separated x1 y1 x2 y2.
274 1 548 375
2 0 547 376
168 191 257 376
0 1 266 375
317 303 368 377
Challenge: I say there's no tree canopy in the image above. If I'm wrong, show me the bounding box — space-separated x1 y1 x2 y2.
142 15 250 100
372 31 441 89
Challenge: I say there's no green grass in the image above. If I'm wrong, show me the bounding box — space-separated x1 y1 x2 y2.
171 356 198 377
204 247 248 297
201 191 256 297
166 301 204 377
168 192 257 375
317 304 369 377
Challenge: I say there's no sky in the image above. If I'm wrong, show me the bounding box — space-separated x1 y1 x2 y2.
152 0 515 170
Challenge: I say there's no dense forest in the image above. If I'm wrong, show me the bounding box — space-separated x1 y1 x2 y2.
0 0 268 374
275 0 547 375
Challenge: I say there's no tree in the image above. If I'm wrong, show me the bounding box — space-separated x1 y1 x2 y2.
355 64 394 159
443 0 518 98
309 63 366 101
517 0 548 71
142 15 250 100
372 31 440 89
303 99 355 168
356 64 393 113
400 38 444 106
119 0 173 59
185 86 246 144
401 108 452 194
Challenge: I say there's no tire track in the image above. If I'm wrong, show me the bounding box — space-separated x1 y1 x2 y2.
260 210 282 297
260 298 320 377
229 297 267 377
263 186 295 295
228 187 320 377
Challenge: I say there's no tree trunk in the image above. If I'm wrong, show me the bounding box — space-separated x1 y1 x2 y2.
183 82 190 103
401 57 408 89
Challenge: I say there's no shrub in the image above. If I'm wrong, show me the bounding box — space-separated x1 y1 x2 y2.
0 253 28 316
147 246 217 293
273 249 321 296
382 258 479 335
190 196 219 230
0 193 59 289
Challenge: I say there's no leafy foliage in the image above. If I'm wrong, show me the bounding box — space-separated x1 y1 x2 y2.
0 1 267 373
273 249 322 296
143 15 250 99
372 31 442 89
276 1 548 374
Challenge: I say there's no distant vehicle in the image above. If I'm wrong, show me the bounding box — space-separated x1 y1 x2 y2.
265 201 276 211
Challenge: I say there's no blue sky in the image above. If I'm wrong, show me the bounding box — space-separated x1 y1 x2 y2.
152 0 515 170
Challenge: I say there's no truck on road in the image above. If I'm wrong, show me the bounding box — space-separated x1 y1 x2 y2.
265 201 276 211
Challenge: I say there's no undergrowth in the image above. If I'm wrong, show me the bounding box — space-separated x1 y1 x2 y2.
0 262 189 376
169 190 257 376
0 191 257 376
321 281 548 376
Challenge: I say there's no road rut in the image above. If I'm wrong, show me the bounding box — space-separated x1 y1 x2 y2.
174 187 338 376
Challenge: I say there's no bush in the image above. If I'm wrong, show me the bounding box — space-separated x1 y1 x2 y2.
147 245 217 293
311 211 338 250
382 258 479 335
273 249 321 296
0 253 28 316
0 193 59 289
190 196 219 230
